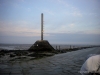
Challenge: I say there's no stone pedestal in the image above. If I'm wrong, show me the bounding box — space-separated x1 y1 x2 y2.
28 40 55 52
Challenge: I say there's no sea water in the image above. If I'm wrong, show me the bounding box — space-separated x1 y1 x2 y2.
0 44 90 50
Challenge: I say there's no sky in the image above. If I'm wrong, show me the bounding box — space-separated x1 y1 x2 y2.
0 0 100 45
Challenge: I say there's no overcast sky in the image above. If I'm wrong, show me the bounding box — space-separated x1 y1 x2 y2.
0 0 100 45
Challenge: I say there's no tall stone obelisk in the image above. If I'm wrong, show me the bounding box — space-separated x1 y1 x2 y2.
28 13 55 51
41 13 43 41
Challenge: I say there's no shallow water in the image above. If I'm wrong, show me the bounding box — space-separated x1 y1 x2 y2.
0 47 100 75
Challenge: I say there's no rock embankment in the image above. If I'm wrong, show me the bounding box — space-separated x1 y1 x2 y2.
0 46 99 61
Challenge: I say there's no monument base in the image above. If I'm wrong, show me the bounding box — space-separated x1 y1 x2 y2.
28 40 55 52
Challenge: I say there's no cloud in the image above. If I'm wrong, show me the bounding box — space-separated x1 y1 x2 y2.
36 7 55 15
43 9 55 15
72 11 82 17
57 0 69 7
21 0 25 2
0 21 55 37
44 22 100 35
45 33 100 45
56 23 75 33
70 5 82 17
45 23 85 34
0 21 41 36
27 8 31 12
68 23 75 28
55 0 83 17
17 0 25 2
84 29 100 34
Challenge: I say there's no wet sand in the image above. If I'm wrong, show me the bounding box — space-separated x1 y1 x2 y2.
0 47 100 75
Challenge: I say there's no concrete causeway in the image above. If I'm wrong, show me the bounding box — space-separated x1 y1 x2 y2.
0 47 100 75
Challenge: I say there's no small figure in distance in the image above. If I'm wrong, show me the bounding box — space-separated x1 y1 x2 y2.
80 54 100 75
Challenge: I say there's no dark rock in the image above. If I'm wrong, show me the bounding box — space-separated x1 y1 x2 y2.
28 40 55 52
10 54 16 57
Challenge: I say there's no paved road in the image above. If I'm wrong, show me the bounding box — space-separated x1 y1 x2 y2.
0 47 100 75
